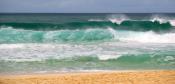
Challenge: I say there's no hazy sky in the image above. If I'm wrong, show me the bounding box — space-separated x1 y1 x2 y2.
0 0 175 13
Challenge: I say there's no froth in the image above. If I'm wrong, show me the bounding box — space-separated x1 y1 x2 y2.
169 20 175 26
98 54 121 60
150 15 175 26
107 14 129 24
119 31 175 43
88 19 104 22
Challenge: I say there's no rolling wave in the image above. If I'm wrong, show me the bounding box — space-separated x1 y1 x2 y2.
0 27 113 43
0 27 175 43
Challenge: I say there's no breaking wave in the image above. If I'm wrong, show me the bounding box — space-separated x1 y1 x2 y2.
0 27 175 43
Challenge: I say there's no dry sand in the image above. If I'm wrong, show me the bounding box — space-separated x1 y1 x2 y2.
0 70 175 84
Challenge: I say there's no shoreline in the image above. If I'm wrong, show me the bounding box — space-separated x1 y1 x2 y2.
0 69 169 76
0 70 175 84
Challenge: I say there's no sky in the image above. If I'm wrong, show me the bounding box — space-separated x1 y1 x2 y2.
0 0 175 13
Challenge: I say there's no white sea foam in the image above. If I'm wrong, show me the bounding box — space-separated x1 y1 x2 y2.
107 14 129 24
119 31 175 43
1 41 174 62
88 19 104 22
150 15 175 26
106 27 175 43
0 44 24 49
169 20 175 26
98 54 121 60
0 43 141 62
88 14 130 24
164 56 175 62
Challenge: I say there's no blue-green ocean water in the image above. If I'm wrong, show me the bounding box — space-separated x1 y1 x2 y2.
0 13 175 74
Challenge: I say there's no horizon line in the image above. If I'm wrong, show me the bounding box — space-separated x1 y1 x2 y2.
0 12 175 14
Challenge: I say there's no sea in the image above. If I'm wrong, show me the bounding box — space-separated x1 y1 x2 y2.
0 13 175 74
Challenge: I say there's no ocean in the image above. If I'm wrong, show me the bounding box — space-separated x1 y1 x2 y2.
0 13 175 74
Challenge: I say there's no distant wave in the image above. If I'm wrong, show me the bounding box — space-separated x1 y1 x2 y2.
0 20 172 32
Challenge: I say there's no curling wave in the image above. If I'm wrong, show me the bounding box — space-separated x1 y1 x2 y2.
0 27 175 43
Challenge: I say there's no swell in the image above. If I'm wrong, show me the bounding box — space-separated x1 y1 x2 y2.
0 20 172 32
0 22 117 30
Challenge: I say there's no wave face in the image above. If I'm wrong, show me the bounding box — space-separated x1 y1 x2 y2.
1 27 175 43
0 13 175 74
0 27 114 43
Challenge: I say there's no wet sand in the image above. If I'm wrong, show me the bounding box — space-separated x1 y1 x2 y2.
0 70 175 84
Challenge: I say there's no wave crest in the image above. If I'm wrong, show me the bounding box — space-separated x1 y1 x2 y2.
150 14 175 26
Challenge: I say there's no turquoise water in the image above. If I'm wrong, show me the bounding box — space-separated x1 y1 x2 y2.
0 13 175 74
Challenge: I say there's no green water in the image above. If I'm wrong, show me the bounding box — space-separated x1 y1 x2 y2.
0 13 175 74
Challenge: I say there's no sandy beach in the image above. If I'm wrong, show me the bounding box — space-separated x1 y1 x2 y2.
0 70 175 84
